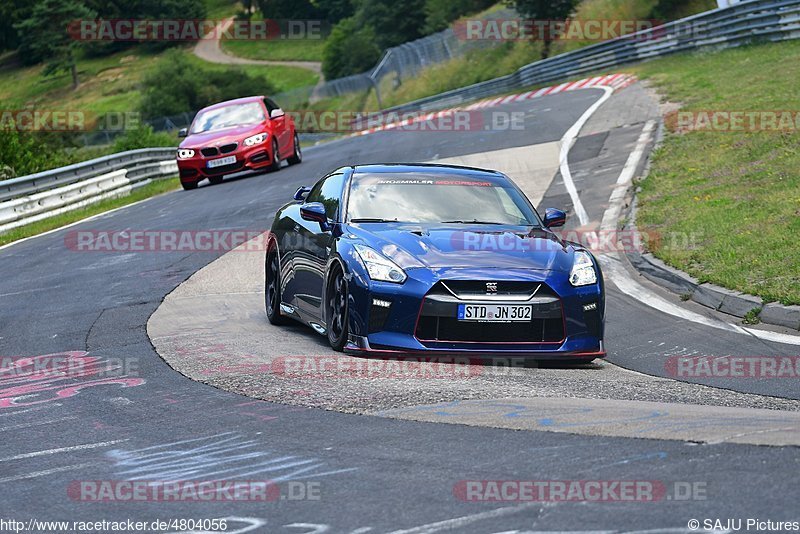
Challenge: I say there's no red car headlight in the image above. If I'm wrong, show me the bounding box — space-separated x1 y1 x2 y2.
177 149 195 159
244 133 268 146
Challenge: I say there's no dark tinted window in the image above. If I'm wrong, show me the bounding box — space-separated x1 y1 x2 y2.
306 173 345 220
346 172 539 225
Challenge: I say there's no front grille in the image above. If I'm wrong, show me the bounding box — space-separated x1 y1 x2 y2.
415 281 564 343
219 142 238 154
201 147 219 157
416 316 564 342
202 160 244 176
440 280 544 300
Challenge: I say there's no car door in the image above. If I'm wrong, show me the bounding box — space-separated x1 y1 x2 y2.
292 173 346 318
265 98 290 156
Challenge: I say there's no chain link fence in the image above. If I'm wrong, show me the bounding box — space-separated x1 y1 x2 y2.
275 7 516 109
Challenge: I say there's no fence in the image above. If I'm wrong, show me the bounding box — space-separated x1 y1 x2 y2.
4 0 800 232
0 148 177 234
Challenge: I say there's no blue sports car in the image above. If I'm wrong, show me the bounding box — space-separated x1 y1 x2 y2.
266 164 605 362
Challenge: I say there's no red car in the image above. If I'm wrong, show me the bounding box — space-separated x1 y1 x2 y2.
176 96 302 190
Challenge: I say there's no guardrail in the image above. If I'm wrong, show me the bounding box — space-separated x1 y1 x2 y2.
0 148 177 234
3 0 799 234
357 0 800 113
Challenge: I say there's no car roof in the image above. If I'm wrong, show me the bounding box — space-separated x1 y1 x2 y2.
349 163 506 180
197 96 266 113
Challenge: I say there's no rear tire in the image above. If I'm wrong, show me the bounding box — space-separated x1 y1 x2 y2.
287 132 302 165
209 175 224 185
265 248 288 325
181 181 198 191
326 265 349 352
268 139 281 172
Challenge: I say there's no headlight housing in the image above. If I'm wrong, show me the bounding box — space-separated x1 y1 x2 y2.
570 250 597 286
354 244 407 283
177 149 195 159
244 133 268 146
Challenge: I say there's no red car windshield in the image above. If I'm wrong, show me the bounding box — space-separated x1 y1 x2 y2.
190 102 265 134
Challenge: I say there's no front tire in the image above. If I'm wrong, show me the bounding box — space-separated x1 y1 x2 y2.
209 175 224 185
265 248 288 325
287 132 302 165
181 181 198 191
326 265 349 351
268 138 281 172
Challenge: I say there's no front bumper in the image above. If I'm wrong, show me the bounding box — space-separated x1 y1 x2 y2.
344 266 605 359
176 143 275 183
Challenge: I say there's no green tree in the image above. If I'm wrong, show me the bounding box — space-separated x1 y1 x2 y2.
259 0 320 18
313 0 355 22
507 0 576 58
139 50 276 118
353 0 426 49
0 0 32 51
321 17 381 79
423 0 495 33
15 0 96 88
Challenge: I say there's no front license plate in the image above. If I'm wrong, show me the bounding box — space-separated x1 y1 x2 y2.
457 304 532 322
207 155 236 168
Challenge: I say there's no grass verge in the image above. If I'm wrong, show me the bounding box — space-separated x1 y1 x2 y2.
0 178 179 247
0 47 318 120
628 40 800 305
221 38 326 62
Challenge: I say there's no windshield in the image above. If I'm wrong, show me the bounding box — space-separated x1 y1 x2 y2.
190 102 265 134
346 172 540 225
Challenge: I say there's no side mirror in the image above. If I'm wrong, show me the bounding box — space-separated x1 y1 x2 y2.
270 108 285 119
300 202 330 231
293 186 311 201
543 208 566 228
178 128 188 138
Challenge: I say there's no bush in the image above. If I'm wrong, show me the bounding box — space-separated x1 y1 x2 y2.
112 124 176 152
139 50 275 118
0 129 73 179
322 18 381 79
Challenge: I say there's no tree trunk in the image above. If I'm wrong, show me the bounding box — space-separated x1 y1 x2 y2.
541 38 552 60
70 59 79 90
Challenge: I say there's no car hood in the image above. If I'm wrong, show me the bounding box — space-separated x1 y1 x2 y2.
345 223 575 272
179 122 266 148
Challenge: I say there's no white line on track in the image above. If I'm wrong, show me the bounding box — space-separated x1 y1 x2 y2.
0 193 170 253
600 120 656 232
558 86 614 226
0 463 94 483
0 416 78 432
0 439 128 462
573 113 800 346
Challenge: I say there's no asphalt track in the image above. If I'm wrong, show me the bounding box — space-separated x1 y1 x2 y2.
1 84 799 532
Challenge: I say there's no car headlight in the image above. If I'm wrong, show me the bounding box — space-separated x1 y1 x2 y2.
354 244 407 283
177 149 195 159
244 133 268 146
570 250 597 286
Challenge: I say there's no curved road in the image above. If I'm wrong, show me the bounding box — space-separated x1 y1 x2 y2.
1 85 798 532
